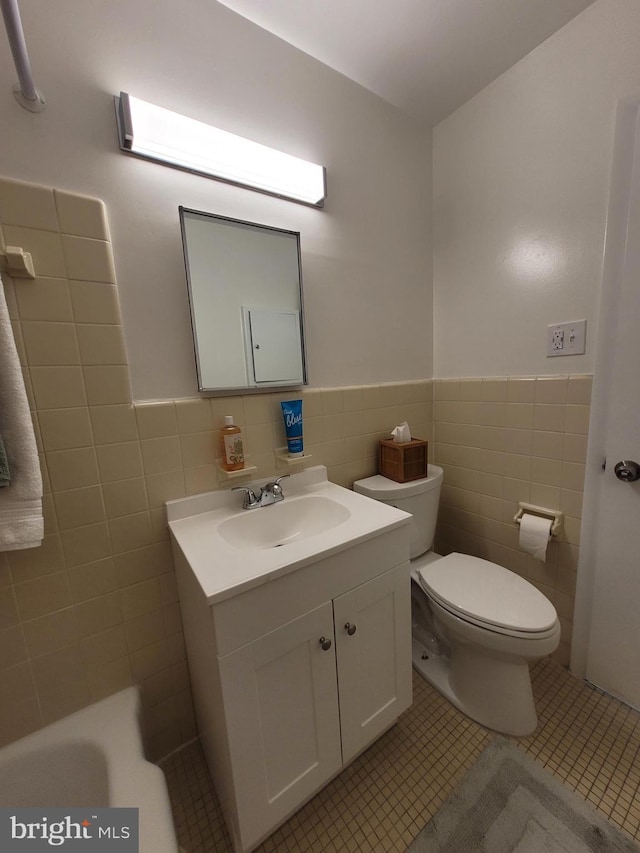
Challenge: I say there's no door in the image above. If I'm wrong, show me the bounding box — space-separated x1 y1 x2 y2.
218 601 342 851
334 564 413 763
576 100 640 708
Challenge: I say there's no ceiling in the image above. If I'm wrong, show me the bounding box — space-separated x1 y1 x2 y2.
215 0 597 126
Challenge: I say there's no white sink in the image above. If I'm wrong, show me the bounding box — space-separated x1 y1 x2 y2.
218 494 351 550
166 466 411 604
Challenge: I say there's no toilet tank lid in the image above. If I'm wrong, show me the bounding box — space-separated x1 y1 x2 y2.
354 465 443 499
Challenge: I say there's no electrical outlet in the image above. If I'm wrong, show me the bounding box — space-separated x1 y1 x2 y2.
552 329 564 351
547 320 587 357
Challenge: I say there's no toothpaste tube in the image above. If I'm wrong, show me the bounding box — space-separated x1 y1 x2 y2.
281 399 303 456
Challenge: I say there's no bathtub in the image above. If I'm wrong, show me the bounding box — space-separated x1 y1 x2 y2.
0 687 179 853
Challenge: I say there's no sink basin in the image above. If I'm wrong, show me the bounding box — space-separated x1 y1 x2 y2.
218 495 351 550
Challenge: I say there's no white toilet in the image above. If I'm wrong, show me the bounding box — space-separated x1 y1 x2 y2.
353 465 560 736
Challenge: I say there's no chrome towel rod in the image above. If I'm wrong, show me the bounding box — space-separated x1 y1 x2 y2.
0 0 44 112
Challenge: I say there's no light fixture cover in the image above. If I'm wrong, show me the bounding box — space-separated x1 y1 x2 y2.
115 92 326 207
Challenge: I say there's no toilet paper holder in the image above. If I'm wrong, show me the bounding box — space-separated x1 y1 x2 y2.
513 503 563 537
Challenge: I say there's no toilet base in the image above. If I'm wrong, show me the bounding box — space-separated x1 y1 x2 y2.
411 634 538 737
412 636 458 706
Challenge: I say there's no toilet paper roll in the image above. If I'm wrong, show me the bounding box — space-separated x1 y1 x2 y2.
519 513 553 562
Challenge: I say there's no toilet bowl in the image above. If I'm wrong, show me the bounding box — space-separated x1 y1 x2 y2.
353 466 561 736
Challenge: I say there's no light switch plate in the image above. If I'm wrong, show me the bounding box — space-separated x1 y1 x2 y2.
547 320 587 357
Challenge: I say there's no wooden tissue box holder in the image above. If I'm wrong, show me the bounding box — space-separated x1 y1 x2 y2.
379 438 428 483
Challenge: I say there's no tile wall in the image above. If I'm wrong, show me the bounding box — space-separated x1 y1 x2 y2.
433 376 591 666
0 176 590 756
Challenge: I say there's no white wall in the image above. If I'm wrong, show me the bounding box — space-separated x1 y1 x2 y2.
0 0 432 400
432 0 640 378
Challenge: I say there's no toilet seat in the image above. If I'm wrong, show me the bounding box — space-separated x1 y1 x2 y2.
418 553 559 639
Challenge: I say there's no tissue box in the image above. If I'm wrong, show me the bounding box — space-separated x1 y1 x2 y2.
379 438 428 482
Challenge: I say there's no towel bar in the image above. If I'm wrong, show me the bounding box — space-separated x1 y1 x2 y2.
0 245 35 278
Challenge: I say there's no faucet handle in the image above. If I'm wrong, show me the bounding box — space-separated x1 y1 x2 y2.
231 486 259 509
266 474 290 497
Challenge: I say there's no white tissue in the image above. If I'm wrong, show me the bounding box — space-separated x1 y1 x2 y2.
519 513 552 562
391 422 411 444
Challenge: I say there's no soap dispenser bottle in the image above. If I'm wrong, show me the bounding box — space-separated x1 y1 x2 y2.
220 416 245 471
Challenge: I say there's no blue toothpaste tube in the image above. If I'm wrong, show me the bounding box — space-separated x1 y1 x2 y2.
281 399 304 456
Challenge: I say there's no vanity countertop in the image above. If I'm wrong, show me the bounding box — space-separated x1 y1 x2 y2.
166 466 411 605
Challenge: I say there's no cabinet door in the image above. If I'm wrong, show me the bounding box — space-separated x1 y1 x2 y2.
334 564 412 764
218 601 341 852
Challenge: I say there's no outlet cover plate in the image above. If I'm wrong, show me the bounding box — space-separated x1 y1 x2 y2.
547 319 587 357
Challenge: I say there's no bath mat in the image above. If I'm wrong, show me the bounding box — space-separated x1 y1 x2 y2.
408 737 639 852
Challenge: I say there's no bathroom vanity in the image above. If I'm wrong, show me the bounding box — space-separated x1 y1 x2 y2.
167 467 412 853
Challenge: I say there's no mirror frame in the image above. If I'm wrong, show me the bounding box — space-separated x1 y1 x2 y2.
179 207 308 394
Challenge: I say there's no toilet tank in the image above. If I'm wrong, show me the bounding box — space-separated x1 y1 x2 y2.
353 465 443 559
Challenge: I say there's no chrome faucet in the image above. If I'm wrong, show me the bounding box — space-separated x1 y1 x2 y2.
232 475 290 510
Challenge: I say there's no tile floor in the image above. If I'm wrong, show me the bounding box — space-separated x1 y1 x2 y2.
162 658 640 852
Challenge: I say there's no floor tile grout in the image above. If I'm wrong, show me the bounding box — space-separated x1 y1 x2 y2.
162 658 640 852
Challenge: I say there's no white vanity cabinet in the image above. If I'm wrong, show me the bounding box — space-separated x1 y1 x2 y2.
171 527 411 853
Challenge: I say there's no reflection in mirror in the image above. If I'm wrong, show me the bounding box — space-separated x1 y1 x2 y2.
179 208 307 393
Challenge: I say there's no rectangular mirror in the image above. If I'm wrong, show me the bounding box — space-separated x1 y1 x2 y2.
179 207 307 392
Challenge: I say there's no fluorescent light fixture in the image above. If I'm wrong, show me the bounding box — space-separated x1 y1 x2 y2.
115 92 326 207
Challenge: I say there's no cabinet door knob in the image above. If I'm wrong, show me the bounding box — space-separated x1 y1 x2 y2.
345 623 357 636
318 636 332 651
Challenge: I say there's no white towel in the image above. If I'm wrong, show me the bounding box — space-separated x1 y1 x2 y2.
0 275 44 550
